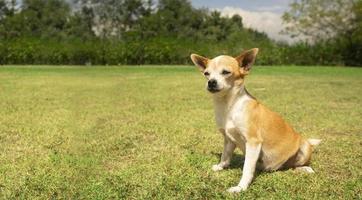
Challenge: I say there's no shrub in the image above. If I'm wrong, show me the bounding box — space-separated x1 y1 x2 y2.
0 37 350 66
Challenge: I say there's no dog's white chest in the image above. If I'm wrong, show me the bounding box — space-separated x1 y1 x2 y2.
214 94 252 142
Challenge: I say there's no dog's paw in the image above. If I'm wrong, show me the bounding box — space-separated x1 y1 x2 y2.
227 185 246 193
212 164 223 172
295 166 315 173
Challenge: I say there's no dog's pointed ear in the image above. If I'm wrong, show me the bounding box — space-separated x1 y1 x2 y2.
235 48 259 72
190 54 209 71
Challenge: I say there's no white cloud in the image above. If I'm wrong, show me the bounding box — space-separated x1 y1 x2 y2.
219 6 299 43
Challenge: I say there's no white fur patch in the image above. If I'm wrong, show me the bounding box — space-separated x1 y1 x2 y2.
213 55 224 66
227 185 245 193
212 164 224 172
295 166 315 173
307 139 322 146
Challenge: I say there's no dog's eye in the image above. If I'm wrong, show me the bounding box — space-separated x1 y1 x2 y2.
204 72 210 76
221 70 231 75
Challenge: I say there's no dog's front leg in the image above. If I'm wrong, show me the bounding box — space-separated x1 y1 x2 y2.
228 142 261 193
212 136 236 171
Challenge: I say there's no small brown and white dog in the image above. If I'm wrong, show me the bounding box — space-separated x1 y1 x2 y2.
190 48 321 193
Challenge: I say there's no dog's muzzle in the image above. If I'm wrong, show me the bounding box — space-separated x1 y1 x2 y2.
207 79 220 93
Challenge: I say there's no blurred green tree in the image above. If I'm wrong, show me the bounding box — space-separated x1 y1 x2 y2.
282 0 358 41
65 4 96 40
0 0 16 20
282 0 362 66
0 0 72 39
79 0 152 39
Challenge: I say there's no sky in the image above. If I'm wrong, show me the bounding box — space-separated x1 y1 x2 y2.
190 0 295 43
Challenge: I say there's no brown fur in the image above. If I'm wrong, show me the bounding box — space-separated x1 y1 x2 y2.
245 101 309 171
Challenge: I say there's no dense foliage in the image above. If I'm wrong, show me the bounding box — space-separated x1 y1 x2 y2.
0 0 361 66
282 0 362 66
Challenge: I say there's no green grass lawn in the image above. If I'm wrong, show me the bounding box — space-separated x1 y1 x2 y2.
0 66 361 199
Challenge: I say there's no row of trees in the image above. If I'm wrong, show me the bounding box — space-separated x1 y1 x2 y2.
0 0 259 41
0 0 361 66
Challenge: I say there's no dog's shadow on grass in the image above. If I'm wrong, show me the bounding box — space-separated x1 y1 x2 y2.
212 152 285 177
211 152 245 170
211 152 265 178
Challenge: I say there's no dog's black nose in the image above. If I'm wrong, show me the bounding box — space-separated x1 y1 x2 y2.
208 79 217 88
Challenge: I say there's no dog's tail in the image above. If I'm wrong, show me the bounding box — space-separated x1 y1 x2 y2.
307 138 322 148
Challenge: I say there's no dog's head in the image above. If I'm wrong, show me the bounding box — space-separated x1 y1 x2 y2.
190 48 259 95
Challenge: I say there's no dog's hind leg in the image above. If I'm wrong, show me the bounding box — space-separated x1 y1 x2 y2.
293 139 321 173
284 139 320 173
295 166 315 173
212 136 236 171
294 139 313 167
